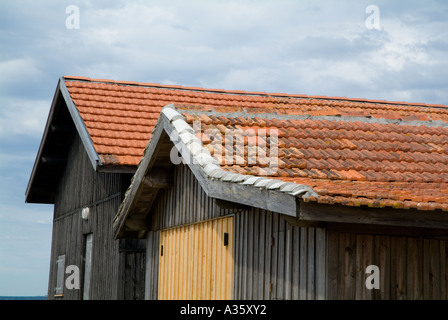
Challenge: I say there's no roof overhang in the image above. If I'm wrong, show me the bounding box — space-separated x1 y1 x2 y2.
25 78 103 204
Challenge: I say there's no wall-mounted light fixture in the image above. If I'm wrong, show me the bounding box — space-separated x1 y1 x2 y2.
81 207 90 220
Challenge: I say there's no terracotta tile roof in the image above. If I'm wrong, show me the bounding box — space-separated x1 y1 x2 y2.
182 112 448 211
63 76 448 211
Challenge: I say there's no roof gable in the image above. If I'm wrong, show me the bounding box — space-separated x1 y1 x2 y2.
113 105 317 238
25 79 102 203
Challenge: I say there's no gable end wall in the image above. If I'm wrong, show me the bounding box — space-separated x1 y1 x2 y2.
48 135 144 299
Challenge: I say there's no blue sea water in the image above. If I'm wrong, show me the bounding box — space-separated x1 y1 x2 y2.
0 296 46 300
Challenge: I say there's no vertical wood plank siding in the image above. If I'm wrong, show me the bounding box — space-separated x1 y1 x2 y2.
145 230 160 300
47 136 144 299
327 231 448 300
144 163 448 300
233 209 327 300
145 164 327 300
145 164 242 299
149 163 241 231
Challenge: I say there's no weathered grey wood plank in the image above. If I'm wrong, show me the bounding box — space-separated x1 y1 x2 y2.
284 223 292 300
306 227 315 300
276 217 285 299
408 237 422 299
375 235 390 300
299 227 307 300
247 210 254 299
326 231 339 299
441 241 447 300
355 234 363 300
315 228 326 300
253 209 260 300
430 239 441 299
345 233 356 299
264 211 272 299
241 211 248 299
49 135 144 300
270 213 279 299
257 208 266 299
300 201 448 230
292 226 300 299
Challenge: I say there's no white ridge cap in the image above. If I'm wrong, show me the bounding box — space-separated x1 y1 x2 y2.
242 176 262 185
221 172 240 182
162 104 319 202
172 118 194 134
279 183 299 193
268 181 287 190
162 105 184 122
254 178 271 188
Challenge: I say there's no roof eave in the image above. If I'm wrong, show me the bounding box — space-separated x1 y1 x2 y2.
25 79 62 203
25 77 103 204
113 109 168 239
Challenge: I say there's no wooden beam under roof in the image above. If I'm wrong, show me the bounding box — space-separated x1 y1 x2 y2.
41 156 67 165
298 201 448 230
143 168 173 189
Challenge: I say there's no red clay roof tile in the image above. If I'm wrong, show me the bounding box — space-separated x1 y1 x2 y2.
63 76 448 211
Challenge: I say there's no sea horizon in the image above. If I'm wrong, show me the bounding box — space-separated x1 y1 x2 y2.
0 296 47 300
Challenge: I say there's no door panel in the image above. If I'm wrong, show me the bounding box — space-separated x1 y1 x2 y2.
158 216 234 300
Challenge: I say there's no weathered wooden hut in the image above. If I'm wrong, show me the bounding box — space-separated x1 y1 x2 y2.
28 76 448 300
114 103 448 300
25 77 147 299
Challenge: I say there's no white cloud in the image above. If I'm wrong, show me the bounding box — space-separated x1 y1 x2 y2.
367 19 437 72
205 67 280 92
0 98 50 138
0 58 42 85
4 0 442 104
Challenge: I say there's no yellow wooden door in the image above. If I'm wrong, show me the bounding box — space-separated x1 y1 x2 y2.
158 216 234 300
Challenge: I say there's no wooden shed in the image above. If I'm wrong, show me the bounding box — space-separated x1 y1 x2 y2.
25 78 146 299
114 104 448 300
28 76 448 300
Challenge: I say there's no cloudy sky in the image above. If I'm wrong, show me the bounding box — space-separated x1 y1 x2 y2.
1 0 447 296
